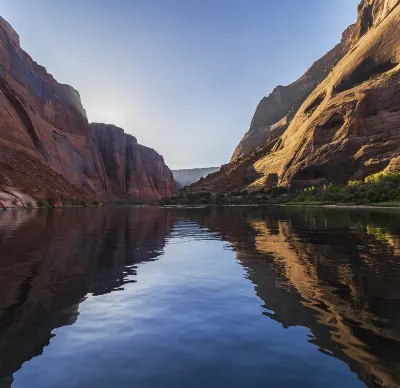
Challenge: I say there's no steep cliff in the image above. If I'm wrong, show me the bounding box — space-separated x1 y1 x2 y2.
232 0 400 162
231 26 353 162
0 17 108 198
91 123 175 200
0 17 174 205
188 0 400 193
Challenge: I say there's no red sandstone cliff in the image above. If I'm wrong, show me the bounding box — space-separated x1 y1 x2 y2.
91 123 175 200
0 17 174 206
187 0 400 193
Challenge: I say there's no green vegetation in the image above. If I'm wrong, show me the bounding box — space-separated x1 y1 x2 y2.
291 171 400 205
161 171 400 207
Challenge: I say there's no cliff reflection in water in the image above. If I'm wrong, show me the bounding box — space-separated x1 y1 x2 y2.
0 206 400 387
0 207 176 387
185 206 400 388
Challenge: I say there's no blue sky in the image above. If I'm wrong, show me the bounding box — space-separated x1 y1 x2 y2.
0 0 359 169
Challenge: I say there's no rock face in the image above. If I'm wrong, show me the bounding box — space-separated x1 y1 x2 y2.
231 24 354 162
91 124 175 200
172 167 220 189
232 0 400 163
0 17 174 204
190 0 400 193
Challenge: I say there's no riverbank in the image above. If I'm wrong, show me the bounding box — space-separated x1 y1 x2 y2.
161 171 400 208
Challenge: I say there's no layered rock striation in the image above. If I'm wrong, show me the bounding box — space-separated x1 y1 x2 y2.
0 16 174 206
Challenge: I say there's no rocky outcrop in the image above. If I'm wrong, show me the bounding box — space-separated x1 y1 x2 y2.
189 0 400 193
91 123 175 200
0 17 174 204
172 167 220 189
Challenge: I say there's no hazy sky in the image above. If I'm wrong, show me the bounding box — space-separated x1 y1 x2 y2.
0 0 359 169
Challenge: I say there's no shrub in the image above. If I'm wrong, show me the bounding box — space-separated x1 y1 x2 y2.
365 171 400 185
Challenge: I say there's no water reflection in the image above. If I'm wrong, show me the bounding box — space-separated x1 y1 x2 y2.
0 206 399 387
182 206 400 387
0 207 175 387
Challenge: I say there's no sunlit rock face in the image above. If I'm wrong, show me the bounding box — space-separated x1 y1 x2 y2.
193 0 400 194
0 17 174 203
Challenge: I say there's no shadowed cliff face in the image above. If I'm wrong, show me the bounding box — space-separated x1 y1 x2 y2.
91 123 176 200
0 17 108 198
0 207 176 386
183 206 400 388
0 17 174 204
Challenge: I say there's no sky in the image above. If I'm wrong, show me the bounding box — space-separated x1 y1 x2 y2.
0 0 360 169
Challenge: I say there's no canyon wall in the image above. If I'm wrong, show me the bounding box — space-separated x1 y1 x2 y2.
188 0 400 193
0 16 174 206
232 0 400 163
172 167 220 189
91 123 175 200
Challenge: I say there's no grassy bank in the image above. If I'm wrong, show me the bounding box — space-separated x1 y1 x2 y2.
161 171 400 207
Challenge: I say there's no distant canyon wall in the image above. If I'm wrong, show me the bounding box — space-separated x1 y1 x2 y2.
172 167 220 188
0 16 174 206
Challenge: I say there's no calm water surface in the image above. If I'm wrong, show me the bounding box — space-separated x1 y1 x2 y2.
0 206 400 387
